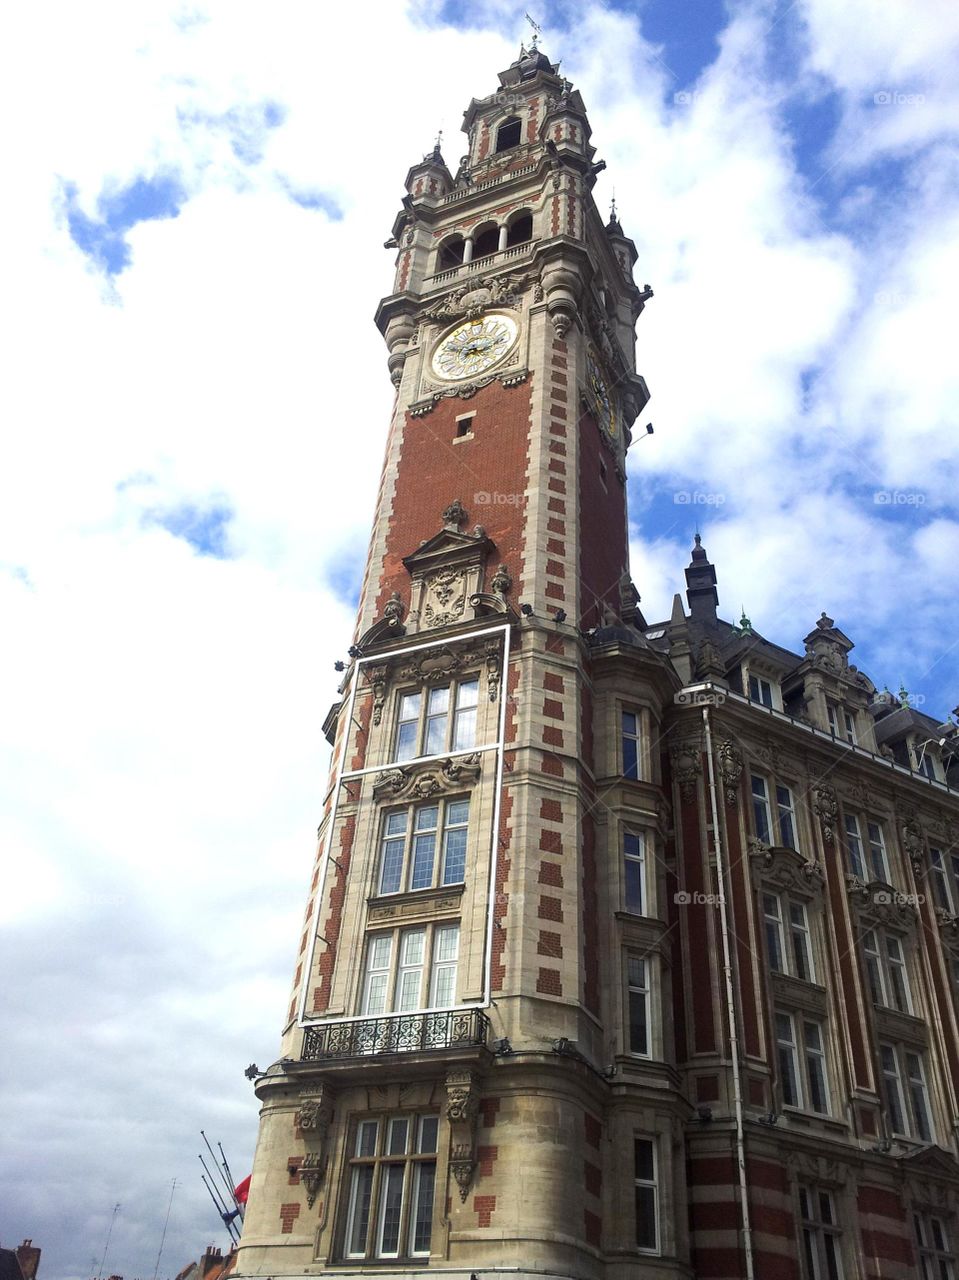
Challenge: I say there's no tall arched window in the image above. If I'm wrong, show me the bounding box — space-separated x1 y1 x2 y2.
495 116 522 153
472 223 499 259
438 235 465 271
506 211 533 247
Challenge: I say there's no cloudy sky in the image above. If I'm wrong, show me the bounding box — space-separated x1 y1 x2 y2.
2 1 957 1276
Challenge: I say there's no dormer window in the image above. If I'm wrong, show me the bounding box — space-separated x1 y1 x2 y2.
827 702 856 743
748 674 774 708
495 115 522 153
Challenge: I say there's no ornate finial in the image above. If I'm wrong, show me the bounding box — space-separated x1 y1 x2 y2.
610 190 618 222
525 12 542 48
816 611 834 630
739 606 752 634
898 682 909 706
430 129 443 162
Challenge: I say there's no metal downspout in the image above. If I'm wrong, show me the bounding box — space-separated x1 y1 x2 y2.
702 703 756 1280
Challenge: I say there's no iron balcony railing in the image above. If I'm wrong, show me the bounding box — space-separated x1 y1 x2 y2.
302 1008 490 1061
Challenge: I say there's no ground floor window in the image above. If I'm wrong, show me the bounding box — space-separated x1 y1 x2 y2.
634 1136 659 1253
798 1184 844 1280
343 1113 438 1260
913 1210 957 1280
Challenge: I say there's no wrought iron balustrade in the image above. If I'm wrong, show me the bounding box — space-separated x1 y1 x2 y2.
301 1008 490 1061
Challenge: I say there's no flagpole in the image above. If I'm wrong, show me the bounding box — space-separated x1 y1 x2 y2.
96 1204 121 1280
152 1179 177 1280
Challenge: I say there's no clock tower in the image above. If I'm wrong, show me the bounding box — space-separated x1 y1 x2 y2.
235 43 683 1280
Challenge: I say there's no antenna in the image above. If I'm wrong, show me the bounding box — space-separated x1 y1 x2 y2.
152 1179 177 1280
96 1203 121 1280
525 12 542 48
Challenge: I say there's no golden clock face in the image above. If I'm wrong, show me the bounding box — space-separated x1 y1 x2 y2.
587 347 617 439
431 313 519 382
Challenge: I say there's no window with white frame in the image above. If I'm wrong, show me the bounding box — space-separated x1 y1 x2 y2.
763 893 815 982
622 709 641 780
798 1184 844 1280
843 814 889 882
343 1113 438 1261
752 774 798 849
748 673 774 708
623 830 646 914
776 1010 830 1113
862 927 913 1013
394 678 479 762
361 924 460 1016
377 799 469 895
634 1137 659 1253
929 847 959 915
827 702 857 743
913 1210 957 1280
880 1042 933 1141
626 953 650 1055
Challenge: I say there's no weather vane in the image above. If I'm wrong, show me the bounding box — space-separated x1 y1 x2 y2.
525 12 542 48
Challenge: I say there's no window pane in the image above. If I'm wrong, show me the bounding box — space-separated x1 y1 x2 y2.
629 989 648 1055
752 775 771 843
377 1164 405 1256
789 902 813 981
428 686 450 714
624 832 644 914
418 1115 439 1154
357 1120 379 1157
429 925 459 1007
634 1138 654 1181
442 825 467 885
410 832 436 890
453 704 477 750
347 1166 375 1256
623 735 639 780
380 836 405 895
388 1118 409 1154
457 679 479 708
776 785 797 849
635 1185 657 1250
411 1162 436 1254
867 823 887 881
844 815 864 878
415 806 438 832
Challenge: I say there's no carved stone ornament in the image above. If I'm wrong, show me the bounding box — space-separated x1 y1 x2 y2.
749 838 824 895
717 739 744 806
424 567 467 628
372 753 482 801
813 784 839 844
300 1151 325 1210
365 664 389 727
484 638 502 703
445 1068 481 1201
410 366 529 416
442 499 468 529
420 269 534 325
383 592 405 624
670 740 702 801
900 815 925 874
844 874 920 933
786 1151 848 1188
490 562 512 598
398 644 471 684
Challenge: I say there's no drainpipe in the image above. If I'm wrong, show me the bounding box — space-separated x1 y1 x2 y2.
702 702 756 1280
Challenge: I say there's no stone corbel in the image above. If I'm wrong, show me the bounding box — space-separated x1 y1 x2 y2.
296 1085 334 1209
365 664 390 727
444 1068 480 1202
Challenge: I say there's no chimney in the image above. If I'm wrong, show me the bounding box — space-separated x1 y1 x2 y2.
16 1242 41 1280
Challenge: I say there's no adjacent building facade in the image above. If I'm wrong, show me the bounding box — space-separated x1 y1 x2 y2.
233 44 959 1280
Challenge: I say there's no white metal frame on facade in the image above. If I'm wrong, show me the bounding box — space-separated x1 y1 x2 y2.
298 622 512 1028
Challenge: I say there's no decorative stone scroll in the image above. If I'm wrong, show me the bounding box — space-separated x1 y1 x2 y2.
445 1068 481 1201
372 753 482 802
749 838 824 896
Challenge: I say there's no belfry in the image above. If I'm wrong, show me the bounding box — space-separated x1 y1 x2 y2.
234 41 959 1280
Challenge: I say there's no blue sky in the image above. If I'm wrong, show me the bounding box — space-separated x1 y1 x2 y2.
2 2 958 1278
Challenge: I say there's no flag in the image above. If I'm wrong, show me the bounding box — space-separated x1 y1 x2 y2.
234 1175 252 1206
